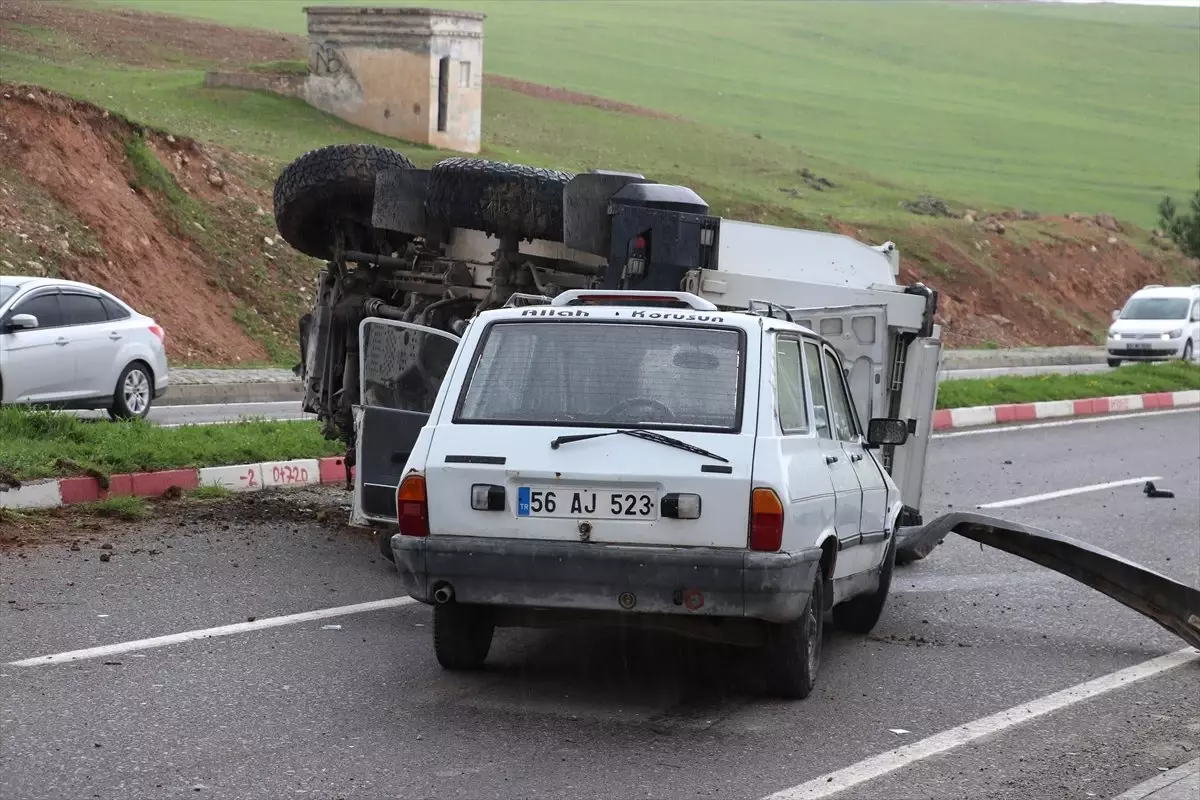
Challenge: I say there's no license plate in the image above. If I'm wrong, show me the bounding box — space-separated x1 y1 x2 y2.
1129 342 1151 350
516 487 659 519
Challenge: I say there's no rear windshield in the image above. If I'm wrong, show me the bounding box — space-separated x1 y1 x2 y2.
455 321 744 431
1120 297 1189 320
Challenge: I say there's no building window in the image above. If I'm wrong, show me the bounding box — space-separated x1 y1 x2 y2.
437 56 450 132
458 60 472 89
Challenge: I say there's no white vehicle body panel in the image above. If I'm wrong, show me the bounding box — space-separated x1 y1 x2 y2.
1107 285 1200 361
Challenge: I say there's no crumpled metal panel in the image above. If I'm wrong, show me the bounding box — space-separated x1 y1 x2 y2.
909 512 1200 650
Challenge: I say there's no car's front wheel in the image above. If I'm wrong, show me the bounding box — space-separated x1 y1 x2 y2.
1107 358 1121 368
1182 340 1193 363
832 534 896 634
109 362 153 420
762 563 824 699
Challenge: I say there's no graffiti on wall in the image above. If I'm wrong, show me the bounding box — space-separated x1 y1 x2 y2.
309 41 355 81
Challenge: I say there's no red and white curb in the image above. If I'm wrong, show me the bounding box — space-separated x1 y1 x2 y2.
933 389 1199 431
2 390 1197 512
0 457 354 512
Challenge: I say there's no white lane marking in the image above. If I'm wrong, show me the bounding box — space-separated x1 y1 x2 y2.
933 407 1196 439
7 597 416 667
978 476 1163 510
761 647 1200 800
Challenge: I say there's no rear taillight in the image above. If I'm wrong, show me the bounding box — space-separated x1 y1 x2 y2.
148 323 165 344
396 474 429 537
749 488 784 552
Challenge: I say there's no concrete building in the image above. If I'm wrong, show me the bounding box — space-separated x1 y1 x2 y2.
303 6 484 153
206 7 485 154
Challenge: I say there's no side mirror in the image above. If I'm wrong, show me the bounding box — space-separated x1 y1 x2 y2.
3 313 38 332
866 418 909 447
1111 309 1120 322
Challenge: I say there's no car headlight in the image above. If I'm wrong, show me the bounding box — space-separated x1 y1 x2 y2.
1162 330 1183 340
1109 331 1121 340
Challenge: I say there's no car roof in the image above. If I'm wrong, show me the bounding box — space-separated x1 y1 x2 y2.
1130 285 1199 299
1 276 123 297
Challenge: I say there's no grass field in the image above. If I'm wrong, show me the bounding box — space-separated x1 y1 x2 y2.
936 361 1200 409
98 0 1200 226
0 407 341 482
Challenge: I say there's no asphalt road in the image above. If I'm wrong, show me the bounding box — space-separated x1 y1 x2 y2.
2 410 1198 800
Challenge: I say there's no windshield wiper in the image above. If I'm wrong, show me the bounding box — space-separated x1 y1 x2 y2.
549 429 729 463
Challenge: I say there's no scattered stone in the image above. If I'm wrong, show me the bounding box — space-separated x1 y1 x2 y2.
1094 213 1122 233
1107 236 1118 245
100 543 113 550
1067 212 1086 222
798 168 835 191
99 553 111 562
983 218 1006 235
166 134 176 145
988 314 1012 326
901 195 955 218
963 213 975 224
263 236 274 246
206 168 225 189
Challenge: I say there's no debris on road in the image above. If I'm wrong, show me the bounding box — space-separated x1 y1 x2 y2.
1144 481 1175 499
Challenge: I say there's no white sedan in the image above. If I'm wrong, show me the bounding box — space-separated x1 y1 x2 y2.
0 276 169 419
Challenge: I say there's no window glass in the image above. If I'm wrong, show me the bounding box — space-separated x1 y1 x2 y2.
457 322 743 430
802 341 832 439
775 338 807 434
60 293 108 326
823 348 859 441
101 296 131 320
0 285 16 306
10 293 63 328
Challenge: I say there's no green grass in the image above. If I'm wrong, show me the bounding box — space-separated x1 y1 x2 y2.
88 495 150 521
0 406 341 481
98 0 1200 226
0 49 915 227
189 484 233 500
937 361 1200 409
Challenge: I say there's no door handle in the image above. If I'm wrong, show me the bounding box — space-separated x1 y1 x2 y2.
54 337 69 347
825 454 839 465
109 332 123 341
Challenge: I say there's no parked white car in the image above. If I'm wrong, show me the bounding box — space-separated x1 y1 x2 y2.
1106 284 1200 367
0 276 169 418
387 290 912 699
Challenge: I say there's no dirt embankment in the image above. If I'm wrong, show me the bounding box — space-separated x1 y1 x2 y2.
0 86 317 364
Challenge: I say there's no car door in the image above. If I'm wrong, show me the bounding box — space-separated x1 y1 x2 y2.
1190 299 1200 360
821 344 890 560
801 339 864 565
0 291 74 403
774 335 836 547
58 291 119 399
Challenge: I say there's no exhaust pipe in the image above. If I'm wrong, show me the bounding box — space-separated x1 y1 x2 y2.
432 583 454 604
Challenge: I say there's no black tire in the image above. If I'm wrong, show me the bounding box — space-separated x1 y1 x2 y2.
433 603 494 670
1107 358 1122 368
1182 340 1193 362
424 157 574 242
832 535 896 634
273 143 415 260
109 361 153 420
378 530 395 562
762 564 824 699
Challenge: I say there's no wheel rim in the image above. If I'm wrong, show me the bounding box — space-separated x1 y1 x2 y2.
123 369 150 414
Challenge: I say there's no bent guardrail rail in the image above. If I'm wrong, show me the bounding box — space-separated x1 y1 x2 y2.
903 512 1200 650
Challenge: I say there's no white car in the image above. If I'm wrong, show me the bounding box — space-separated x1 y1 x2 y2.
1106 284 1200 367
0 276 169 419
387 290 911 699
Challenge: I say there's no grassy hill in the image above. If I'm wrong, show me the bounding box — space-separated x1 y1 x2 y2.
0 0 1196 364
99 0 1200 227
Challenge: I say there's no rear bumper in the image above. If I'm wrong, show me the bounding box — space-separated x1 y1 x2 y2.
391 534 823 623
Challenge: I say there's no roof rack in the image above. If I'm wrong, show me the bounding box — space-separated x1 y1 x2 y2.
550 290 718 311
746 298 796 323
501 293 553 308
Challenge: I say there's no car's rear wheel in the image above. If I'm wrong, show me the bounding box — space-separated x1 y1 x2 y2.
832 535 896 634
762 563 824 699
378 530 396 562
109 362 153 420
433 603 494 670
1107 358 1121 368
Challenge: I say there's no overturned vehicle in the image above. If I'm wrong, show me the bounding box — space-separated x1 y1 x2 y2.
272 144 944 535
